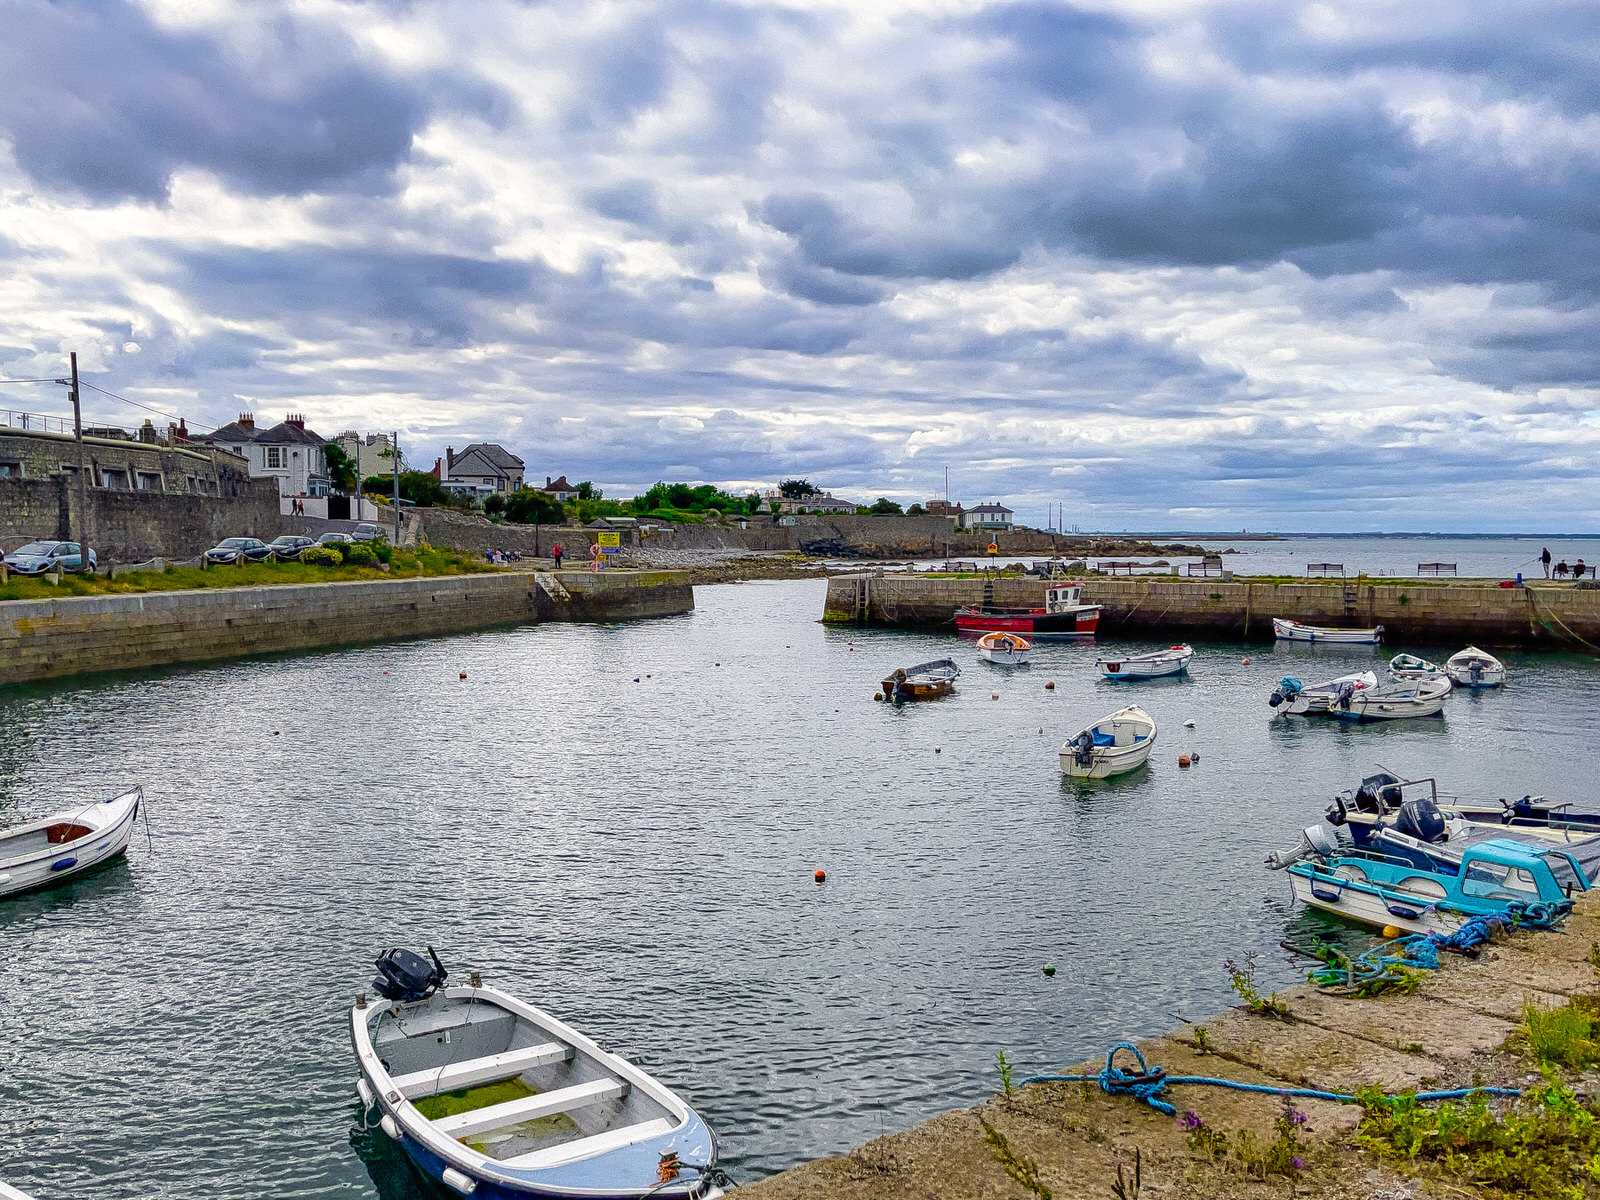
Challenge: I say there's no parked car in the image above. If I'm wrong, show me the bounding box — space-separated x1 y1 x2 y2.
350 523 381 542
3 540 97 574
316 532 353 546
267 535 317 561
204 537 273 565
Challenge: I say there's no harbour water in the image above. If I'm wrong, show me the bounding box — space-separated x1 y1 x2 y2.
2 578 1598 1198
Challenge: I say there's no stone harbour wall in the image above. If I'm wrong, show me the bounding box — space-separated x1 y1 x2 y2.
0 569 693 685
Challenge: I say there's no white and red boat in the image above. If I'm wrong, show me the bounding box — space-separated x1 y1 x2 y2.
955 584 1100 639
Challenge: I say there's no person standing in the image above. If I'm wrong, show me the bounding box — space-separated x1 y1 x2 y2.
552 542 563 569
1542 546 1552 578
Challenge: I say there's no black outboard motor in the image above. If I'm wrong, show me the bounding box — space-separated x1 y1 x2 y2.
372 946 448 1003
1334 681 1357 710
1073 731 1095 766
1395 798 1448 844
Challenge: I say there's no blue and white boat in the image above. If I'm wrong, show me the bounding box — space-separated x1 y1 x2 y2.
1446 646 1506 688
1267 824 1584 936
351 949 728 1199
1096 644 1192 680
1388 653 1444 681
0 786 142 900
1326 675 1450 721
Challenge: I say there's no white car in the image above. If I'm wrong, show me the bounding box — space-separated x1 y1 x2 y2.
3 540 97 574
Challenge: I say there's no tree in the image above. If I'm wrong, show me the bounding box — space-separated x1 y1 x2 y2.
779 478 819 499
906 503 927 516
576 481 601 500
323 442 358 492
363 471 453 508
484 492 506 517
869 497 904 515
503 488 565 525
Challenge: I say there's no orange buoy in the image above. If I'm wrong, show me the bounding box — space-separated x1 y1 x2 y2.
814 869 826 884
1045 681 1055 690
382 670 388 675
715 662 721 666
1242 657 1252 665
459 671 467 680
1179 755 1191 767
874 692 884 701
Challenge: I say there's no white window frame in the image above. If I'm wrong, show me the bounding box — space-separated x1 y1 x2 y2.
265 446 283 469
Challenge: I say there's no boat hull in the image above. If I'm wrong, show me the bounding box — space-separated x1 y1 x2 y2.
1272 618 1383 644
1328 682 1450 721
1287 870 1470 936
978 646 1031 665
1447 667 1505 688
1059 705 1158 778
0 789 141 900
882 679 954 700
1097 648 1192 680
1059 739 1155 778
955 607 1099 639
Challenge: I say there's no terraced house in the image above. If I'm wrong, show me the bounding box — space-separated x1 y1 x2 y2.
201 413 330 500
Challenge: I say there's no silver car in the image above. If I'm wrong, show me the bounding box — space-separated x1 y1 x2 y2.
3 540 98 574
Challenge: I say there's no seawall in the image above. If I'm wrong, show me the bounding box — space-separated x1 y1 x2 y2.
822 573 1600 646
0 569 692 685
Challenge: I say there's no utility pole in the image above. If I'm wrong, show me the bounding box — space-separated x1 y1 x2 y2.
392 430 401 545
69 353 92 574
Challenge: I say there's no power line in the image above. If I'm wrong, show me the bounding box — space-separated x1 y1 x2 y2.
0 377 69 385
78 380 216 432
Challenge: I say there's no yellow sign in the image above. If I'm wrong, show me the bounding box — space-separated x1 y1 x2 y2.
597 531 621 547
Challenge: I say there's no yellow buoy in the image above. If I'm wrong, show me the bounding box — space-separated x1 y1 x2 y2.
1382 925 1403 939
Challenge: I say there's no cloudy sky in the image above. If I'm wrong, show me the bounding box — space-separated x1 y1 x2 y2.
2 0 1598 531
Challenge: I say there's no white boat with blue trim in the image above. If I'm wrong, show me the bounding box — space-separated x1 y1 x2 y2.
0 786 141 900
1326 675 1451 721
1267 671 1379 715
1388 653 1444 681
1446 646 1506 688
351 949 729 1199
1272 618 1383 644
1096 645 1192 680
1059 705 1157 778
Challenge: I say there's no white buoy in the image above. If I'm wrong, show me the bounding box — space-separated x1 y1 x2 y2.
1183 719 1196 728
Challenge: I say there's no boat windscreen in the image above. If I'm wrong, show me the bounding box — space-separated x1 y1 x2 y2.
1542 851 1590 892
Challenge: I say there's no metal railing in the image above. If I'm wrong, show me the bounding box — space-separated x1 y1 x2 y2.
0 408 75 435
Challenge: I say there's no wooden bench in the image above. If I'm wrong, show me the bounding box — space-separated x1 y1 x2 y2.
1185 558 1224 577
1417 562 1457 576
1306 563 1344 577
500 1116 677 1169
392 1042 574 1100
1097 560 1136 575
433 1076 627 1140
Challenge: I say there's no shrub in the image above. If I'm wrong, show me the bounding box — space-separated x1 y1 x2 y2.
344 543 378 567
301 546 341 566
371 540 393 564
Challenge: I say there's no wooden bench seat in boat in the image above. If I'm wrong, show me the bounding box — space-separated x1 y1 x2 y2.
433 1077 628 1140
391 1042 573 1100
499 1116 677 1169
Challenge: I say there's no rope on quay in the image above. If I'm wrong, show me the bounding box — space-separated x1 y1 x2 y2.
1018 1042 1525 1117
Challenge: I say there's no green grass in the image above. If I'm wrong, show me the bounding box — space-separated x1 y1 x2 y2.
1515 996 1600 1071
0 546 496 602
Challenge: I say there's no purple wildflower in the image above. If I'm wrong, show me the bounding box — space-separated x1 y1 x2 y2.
1179 1110 1203 1130
1291 1156 1304 1170
1289 1109 1309 1126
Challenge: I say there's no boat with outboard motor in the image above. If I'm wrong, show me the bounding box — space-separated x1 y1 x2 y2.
1096 645 1192 680
881 658 960 701
1446 646 1506 688
977 631 1032 665
1388 653 1445 681
1059 705 1157 779
1267 671 1379 715
1327 772 1600 854
0 786 141 900
1272 618 1384 644
1326 675 1451 721
1266 825 1583 936
351 948 729 1200
955 584 1100 639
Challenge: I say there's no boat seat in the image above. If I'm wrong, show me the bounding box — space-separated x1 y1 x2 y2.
392 1041 573 1100
498 1116 677 1169
1091 731 1115 747
433 1076 628 1140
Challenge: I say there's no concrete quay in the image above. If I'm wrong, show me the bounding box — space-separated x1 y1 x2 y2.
822 572 1600 646
743 895 1600 1200
0 568 692 685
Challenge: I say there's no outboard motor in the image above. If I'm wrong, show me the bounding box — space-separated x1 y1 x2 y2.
1334 681 1357 710
1395 798 1448 845
1073 731 1095 766
1469 661 1484 684
1268 676 1303 709
372 946 448 1003
1266 824 1340 870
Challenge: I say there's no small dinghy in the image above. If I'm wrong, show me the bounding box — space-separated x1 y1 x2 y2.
1097 644 1192 680
881 658 960 702
351 948 729 1199
1059 705 1157 779
1266 671 1378 715
1272 618 1383 644
1388 653 1444 680
0 1180 38 1200
1446 646 1506 688
0 786 141 900
977 631 1032 665
1266 824 1583 936
1327 675 1451 721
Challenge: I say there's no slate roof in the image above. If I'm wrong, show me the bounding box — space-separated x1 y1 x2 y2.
968 503 1014 514
447 447 510 478
253 420 326 445
457 442 524 471
543 475 576 492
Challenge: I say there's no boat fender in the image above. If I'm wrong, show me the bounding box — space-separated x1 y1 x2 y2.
50 857 78 872
356 1079 374 1109
0 873 9 885
441 1167 478 1195
379 1114 402 1141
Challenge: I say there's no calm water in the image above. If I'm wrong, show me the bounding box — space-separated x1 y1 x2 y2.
2 579 1599 1199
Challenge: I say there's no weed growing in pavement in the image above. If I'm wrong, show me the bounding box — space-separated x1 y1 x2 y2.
1180 1110 1228 1161
979 1117 1053 1200
1224 952 1291 1018
995 1050 1014 1098
1511 995 1600 1071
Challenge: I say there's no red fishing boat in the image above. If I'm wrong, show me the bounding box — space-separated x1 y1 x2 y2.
955 584 1100 639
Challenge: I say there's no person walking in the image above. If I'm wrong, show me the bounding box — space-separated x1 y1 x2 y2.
552 542 563 569
1542 546 1552 578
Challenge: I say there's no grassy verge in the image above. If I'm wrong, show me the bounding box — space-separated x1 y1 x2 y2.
0 546 496 602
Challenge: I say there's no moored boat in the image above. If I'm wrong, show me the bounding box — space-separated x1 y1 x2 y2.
1272 618 1384 644
882 658 960 701
1326 675 1451 721
1266 825 1582 936
955 584 1100 639
1097 644 1192 680
351 948 729 1199
977 631 1032 664
1326 771 1600 847
0 1181 38 1200
1446 646 1506 688
0 786 141 900
1059 705 1157 779
1266 671 1379 715
1388 653 1444 680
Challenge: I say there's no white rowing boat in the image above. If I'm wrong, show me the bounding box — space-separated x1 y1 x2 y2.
1446 646 1506 688
1327 675 1451 721
1272 618 1384 644
1059 705 1157 779
1267 671 1379 715
977 631 1032 665
1097 644 1192 680
0 787 141 900
1388 653 1444 680
351 949 728 1199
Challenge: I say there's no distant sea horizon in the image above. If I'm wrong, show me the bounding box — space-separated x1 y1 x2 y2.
1097 531 1600 540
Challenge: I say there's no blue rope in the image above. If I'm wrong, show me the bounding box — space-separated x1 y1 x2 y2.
1018 1042 1524 1117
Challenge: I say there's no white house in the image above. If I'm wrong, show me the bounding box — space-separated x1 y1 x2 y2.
760 487 857 514
960 502 1014 531
438 443 525 494
334 430 395 480
202 413 329 499
540 475 580 503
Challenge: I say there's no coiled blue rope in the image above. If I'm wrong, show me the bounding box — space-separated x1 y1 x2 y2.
1018 1042 1524 1116
1309 904 1570 994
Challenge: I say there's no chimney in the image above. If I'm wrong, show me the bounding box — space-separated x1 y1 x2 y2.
238 413 255 430
446 446 454 471
432 457 443 480
139 419 158 444
287 413 305 430
546 475 552 487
